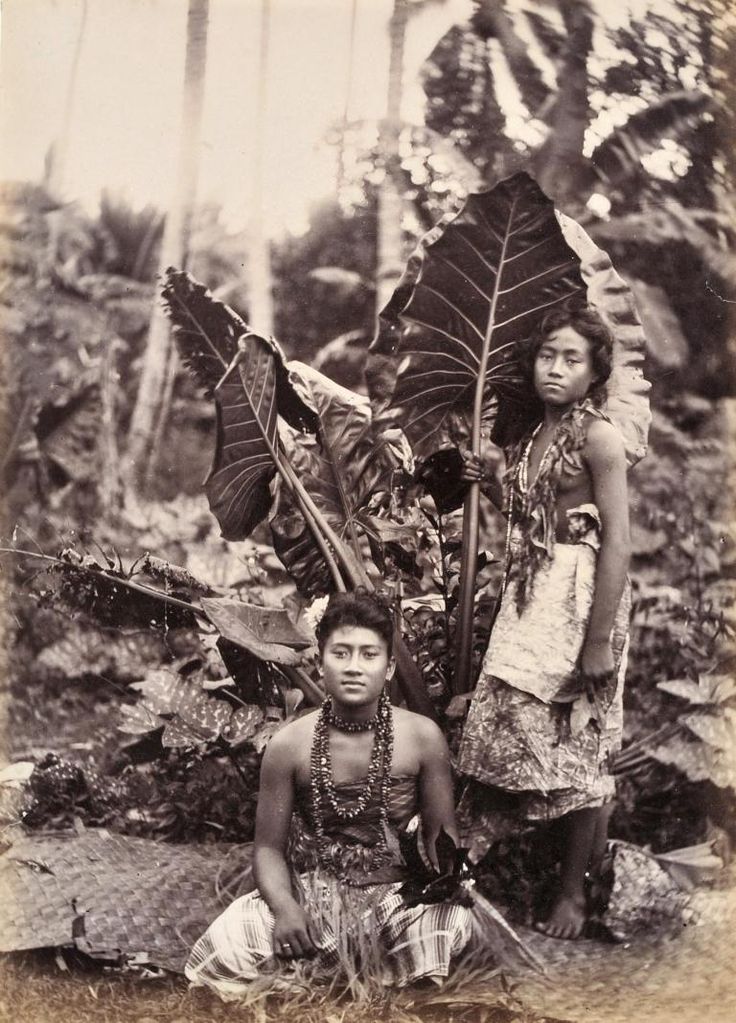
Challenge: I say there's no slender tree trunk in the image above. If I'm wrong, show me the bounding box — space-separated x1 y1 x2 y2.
533 0 594 205
336 0 359 197
124 0 210 492
99 335 123 520
473 0 549 118
375 0 408 316
45 0 88 197
248 0 274 335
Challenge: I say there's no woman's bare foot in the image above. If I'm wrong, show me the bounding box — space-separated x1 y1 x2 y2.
535 893 586 940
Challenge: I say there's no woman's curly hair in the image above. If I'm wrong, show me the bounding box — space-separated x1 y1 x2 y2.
520 304 614 400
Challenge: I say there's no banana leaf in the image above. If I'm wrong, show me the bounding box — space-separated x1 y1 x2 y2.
271 362 408 595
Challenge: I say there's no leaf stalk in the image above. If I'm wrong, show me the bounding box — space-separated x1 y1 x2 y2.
453 198 515 694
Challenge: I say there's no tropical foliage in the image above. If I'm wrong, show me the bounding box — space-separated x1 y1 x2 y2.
2 1 735 997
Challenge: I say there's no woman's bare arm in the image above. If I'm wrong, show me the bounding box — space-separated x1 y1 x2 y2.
459 450 504 510
582 419 631 680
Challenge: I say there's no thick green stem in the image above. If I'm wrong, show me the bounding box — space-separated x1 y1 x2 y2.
276 452 361 589
393 635 436 719
452 196 516 695
280 664 324 707
318 429 366 567
275 448 348 592
277 456 435 717
453 482 481 693
218 348 346 593
220 355 434 717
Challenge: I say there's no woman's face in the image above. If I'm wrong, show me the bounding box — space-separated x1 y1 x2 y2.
533 326 596 408
321 626 392 714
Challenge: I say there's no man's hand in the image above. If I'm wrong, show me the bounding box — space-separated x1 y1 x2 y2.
272 902 320 959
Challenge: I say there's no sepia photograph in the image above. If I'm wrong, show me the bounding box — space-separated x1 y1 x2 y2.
0 1 734 1021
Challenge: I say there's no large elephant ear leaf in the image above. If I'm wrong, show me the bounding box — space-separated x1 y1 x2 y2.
368 172 650 467
368 172 586 459
557 214 651 465
162 268 317 431
162 268 244 395
164 269 319 540
270 362 406 595
205 335 301 541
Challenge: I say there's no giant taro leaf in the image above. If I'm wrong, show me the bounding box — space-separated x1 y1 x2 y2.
206 337 285 540
163 270 319 540
162 268 244 396
164 268 316 415
369 172 586 459
200 599 312 665
271 362 407 595
369 171 650 466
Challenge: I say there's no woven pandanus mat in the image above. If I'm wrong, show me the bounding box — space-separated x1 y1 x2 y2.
0 827 254 972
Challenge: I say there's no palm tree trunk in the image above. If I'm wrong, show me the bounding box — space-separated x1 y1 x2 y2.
375 0 408 315
46 0 88 197
336 0 359 197
124 0 210 493
248 0 274 335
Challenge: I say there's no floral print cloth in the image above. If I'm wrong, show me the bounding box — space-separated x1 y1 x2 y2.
457 504 630 820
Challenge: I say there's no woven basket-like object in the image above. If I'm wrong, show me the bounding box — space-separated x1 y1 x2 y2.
0 827 253 972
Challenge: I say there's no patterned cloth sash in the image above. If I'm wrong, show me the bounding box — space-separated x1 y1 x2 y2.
289 775 419 885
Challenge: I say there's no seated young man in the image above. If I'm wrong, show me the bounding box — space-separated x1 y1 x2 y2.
185 590 476 998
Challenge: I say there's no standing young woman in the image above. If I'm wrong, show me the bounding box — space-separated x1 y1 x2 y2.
458 304 631 940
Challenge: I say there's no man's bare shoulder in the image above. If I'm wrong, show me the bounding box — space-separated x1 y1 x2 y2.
393 706 446 748
263 710 317 764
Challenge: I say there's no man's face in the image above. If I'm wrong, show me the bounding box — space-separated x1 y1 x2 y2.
321 626 392 712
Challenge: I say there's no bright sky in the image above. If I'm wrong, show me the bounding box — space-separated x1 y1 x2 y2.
0 0 691 234
0 0 473 233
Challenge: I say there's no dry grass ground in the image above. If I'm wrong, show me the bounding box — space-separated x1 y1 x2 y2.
0 950 544 1023
3 880 736 1023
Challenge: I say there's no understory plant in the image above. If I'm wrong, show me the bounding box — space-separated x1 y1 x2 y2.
163 172 650 702
7 173 654 784
19 175 736 864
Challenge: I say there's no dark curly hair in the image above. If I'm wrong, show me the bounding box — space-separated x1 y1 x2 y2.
315 589 394 655
522 304 613 398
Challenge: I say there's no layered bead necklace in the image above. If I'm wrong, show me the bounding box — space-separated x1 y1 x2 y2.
517 422 554 495
503 424 547 573
310 689 394 864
